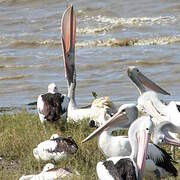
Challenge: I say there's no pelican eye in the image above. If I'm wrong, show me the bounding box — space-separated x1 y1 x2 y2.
121 109 126 113
160 138 164 143
67 53 71 58
146 128 149 130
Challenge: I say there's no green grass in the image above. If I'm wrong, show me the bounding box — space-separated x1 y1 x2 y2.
0 111 179 179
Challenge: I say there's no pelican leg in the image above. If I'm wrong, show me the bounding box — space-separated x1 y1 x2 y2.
154 169 160 180
171 145 175 160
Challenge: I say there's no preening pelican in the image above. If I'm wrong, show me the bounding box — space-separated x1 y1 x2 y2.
84 104 178 179
138 92 180 128
152 121 180 146
37 83 69 123
19 163 79 180
128 66 180 156
128 67 180 158
61 6 117 122
85 110 154 180
33 134 78 162
136 84 180 158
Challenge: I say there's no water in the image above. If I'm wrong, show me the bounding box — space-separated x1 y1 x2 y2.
0 0 180 111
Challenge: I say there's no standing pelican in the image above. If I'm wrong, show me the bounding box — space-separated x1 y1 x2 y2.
127 66 179 157
37 83 70 123
135 79 180 157
61 6 117 122
84 104 178 179
84 109 154 179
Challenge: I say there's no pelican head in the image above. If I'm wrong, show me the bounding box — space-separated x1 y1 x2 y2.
50 133 60 140
127 66 170 95
88 97 118 128
61 5 76 86
48 83 58 94
152 121 180 146
42 163 55 172
118 104 138 123
83 103 138 143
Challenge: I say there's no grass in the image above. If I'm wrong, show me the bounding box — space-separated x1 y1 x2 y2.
0 111 179 179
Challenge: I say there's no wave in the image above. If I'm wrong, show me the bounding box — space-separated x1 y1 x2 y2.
125 59 176 67
3 35 180 49
9 39 60 48
0 64 48 69
0 75 30 80
94 15 176 25
76 36 180 47
77 15 176 34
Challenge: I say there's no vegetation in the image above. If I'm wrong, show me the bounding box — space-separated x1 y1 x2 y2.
0 111 179 179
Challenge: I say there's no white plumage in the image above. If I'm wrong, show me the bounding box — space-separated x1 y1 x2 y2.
61 6 118 123
33 134 78 162
137 91 180 136
37 83 69 123
68 96 117 123
83 103 178 179
19 163 78 180
95 114 153 180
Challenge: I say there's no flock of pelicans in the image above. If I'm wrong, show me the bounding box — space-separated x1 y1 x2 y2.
19 5 180 180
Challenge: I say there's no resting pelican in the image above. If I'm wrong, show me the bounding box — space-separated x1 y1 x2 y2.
61 6 117 122
19 163 79 180
33 134 78 162
84 109 154 179
84 104 178 179
37 83 69 123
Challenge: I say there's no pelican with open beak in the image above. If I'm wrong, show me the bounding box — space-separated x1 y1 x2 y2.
61 5 76 88
61 5 117 122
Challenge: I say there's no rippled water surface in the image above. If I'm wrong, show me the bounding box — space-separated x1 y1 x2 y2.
0 0 180 110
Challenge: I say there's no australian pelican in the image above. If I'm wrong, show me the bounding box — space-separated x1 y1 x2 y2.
61 6 117 122
37 83 69 123
152 121 180 146
127 66 180 156
33 134 78 162
127 66 170 96
84 108 155 179
83 104 178 179
19 163 79 180
130 68 180 157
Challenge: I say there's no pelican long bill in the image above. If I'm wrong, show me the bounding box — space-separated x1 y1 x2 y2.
128 67 170 95
82 111 128 143
61 5 76 86
136 130 151 179
165 136 180 146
